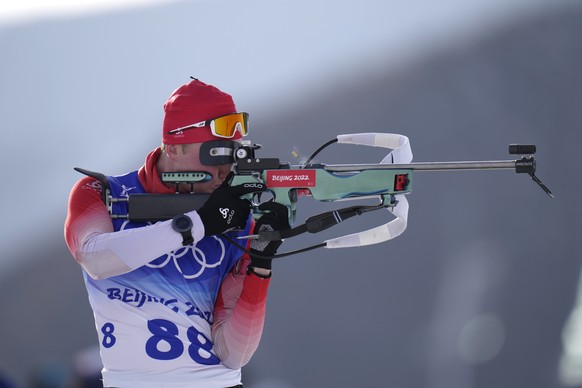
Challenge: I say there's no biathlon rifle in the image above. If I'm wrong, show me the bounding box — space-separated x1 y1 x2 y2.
75 133 553 257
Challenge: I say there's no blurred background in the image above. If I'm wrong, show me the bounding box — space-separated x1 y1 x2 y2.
0 0 580 387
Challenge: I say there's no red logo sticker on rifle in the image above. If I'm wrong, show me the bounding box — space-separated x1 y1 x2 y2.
266 170 317 187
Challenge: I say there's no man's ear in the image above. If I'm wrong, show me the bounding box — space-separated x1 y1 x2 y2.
165 144 180 160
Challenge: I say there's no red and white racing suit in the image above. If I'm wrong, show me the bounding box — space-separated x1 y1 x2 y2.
64 147 270 388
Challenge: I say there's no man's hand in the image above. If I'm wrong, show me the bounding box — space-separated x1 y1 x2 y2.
249 201 291 270
198 176 266 236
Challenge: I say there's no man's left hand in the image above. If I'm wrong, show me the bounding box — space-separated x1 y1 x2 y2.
249 201 291 270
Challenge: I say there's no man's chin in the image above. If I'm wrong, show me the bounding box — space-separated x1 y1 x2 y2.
193 184 215 194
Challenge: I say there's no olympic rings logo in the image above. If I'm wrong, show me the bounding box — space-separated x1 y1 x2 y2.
119 220 226 279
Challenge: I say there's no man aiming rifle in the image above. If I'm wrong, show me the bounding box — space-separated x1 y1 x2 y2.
64 78 289 388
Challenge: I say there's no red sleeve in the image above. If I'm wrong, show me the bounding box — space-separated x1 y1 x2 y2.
65 176 196 279
211 251 271 369
64 176 114 260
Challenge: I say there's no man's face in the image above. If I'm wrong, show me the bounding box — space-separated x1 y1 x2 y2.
172 143 233 193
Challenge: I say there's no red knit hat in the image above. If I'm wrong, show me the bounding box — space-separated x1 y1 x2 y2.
162 79 242 144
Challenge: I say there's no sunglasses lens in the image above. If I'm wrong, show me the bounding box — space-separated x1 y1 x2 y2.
212 113 249 138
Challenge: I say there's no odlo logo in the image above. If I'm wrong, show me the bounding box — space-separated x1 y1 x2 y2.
219 208 235 224
243 183 263 189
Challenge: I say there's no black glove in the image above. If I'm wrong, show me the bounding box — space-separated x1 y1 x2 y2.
249 201 291 269
198 176 266 236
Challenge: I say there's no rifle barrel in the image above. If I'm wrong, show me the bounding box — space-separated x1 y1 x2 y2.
322 160 517 172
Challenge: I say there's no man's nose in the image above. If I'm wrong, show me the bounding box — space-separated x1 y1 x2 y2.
217 165 231 181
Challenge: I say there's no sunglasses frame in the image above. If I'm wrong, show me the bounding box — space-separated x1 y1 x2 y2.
166 112 249 139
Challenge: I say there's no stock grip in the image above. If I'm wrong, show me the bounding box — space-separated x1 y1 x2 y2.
232 174 300 226
243 188 298 226
128 193 210 222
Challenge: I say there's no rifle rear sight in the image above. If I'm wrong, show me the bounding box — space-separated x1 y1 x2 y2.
234 142 289 172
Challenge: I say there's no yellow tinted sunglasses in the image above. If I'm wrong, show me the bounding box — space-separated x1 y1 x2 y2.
167 112 249 138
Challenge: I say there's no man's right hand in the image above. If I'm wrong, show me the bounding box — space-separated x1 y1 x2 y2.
197 176 266 236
